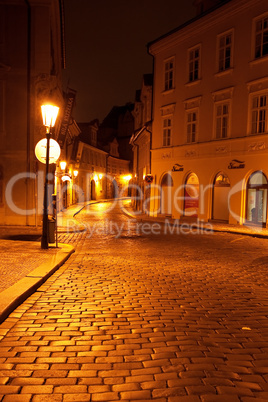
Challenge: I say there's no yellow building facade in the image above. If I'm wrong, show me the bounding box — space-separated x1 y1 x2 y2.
148 0 268 227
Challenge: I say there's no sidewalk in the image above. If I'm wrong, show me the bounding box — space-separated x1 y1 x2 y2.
0 205 86 324
123 200 268 239
0 199 268 325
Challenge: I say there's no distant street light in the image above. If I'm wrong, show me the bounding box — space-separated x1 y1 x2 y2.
60 161 67 171
40 104 59 249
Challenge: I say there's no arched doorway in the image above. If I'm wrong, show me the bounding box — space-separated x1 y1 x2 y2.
212 172 230 221
160 173 173 215
246 171 268 226
184 173 199 217
91 179 96 200
112 179 118 199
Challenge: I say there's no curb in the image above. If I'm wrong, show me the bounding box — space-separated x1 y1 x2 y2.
0 243 74 324
122 205 268 239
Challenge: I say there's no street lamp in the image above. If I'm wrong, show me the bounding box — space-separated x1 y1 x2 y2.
40 104 59 249
60 161 67 171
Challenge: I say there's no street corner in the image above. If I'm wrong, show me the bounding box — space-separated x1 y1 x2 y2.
57 217 87 234
0 242 75 325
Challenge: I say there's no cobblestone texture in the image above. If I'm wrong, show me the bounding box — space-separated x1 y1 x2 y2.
0 201 267 400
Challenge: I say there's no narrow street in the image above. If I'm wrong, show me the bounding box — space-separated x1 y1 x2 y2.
0 200 268 401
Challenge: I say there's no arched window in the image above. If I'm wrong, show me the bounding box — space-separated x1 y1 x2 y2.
184 173 199 217
212 172 230 221
246 171 268 225
161 173 173 187
214 172 230 187
160 173 173 215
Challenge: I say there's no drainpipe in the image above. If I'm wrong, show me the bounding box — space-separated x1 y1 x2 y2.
146 45 155 215
24 0 31 226
146 45 154 176
134 143 139 210
145 126 152 175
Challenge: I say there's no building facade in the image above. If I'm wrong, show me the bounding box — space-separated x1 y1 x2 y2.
74 140 107 203
148 0 268 227
0 0 65 226
130 74 153 211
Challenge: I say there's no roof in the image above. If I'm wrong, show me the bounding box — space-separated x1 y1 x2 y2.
147 0 231 50
100 103 134 129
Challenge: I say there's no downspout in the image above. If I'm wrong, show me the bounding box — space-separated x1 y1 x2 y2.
135 143 139 210
146 46 154 176
146 44 154 214
24 0 31 225
145 126 152 174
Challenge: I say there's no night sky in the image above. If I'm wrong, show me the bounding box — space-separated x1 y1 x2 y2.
63 0 196 123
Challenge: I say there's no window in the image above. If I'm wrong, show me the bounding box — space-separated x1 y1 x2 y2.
255 15 268 59
91 131 97 147
188 46 200 82
163 118 172 146
164 59 174 91
218 31 233 72
186 111 197 143
251 94 268 134
215 102 229 138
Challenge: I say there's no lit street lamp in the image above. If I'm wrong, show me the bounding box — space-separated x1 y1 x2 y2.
40 104 59 249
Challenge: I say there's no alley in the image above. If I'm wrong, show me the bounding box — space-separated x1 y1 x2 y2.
0 200 267 401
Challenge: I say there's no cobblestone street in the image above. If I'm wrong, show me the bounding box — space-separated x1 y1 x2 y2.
0 201 267 401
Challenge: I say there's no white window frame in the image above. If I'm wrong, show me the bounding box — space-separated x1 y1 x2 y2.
254 13 268 60
186 110 198 144
162 117 172 147
188 45 201 83
164 57 175 92
217 29 233 72
249 92 268 135
214 101 230 139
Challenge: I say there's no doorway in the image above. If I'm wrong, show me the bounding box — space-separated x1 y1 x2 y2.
160 173 173 215
91 179 96 200
246 171 268 226
184 173 199 217
212 172 230 221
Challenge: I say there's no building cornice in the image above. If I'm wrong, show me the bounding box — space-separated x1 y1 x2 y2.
148 0 264 55
80 141 108 155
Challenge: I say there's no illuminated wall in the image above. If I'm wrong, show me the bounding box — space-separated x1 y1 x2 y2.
148 0 268 226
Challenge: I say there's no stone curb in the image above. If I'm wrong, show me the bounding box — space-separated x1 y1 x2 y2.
0 243 74 324
122 206 268 239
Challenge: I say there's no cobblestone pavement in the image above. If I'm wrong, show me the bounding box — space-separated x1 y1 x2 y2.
0 241 61 293
0 201 267 401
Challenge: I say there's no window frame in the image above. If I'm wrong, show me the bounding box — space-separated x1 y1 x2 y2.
214 100 231 139
188 44 201 83
186 109 198 144
162 116 172 147
249 92 268 135
217 29 234 73
163 57 175 92
253 13 268 60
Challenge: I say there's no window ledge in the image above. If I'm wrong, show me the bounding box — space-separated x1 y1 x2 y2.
214 68 233 78
249 55 268 66
212 137 230 141
162 88 175 95
185 79 201 87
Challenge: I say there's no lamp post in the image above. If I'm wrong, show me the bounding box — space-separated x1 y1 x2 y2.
40 104 59 249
